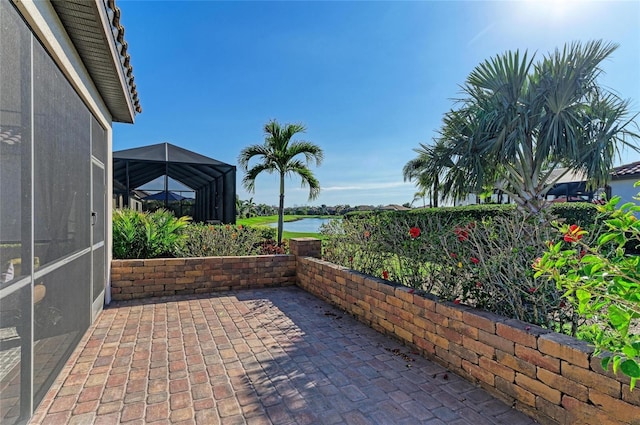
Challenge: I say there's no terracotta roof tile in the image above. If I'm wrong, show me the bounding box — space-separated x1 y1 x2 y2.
612 161 640 178
107 0 141 113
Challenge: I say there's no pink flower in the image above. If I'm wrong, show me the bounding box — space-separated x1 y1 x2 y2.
470 257 479 265
532 257 542 269
450 253 457 259
476 282 483 288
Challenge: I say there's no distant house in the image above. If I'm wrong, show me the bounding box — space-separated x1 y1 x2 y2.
381 204 412 211
610 161 640 206
0 1 139 423
454 168 601 207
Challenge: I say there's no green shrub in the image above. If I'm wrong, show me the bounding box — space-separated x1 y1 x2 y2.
176 224 266 257
322 203 609 331
549 202 600 226
535 194 640 389
112 209 190 259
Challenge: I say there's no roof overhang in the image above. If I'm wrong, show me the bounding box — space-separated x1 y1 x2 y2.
50 0 140 123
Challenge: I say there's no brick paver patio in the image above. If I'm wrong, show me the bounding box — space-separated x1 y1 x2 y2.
30 287 537 424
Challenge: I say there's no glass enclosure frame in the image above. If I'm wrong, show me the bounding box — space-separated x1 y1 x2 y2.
0 3 108 423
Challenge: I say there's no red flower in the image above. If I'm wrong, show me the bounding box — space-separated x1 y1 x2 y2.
408 289 415 294
528 287 537 294
579 249 587 258
454 227 468 241
470 257 479 264
563 224 585 243
450 253 457 259
382 270 389 280
409 227 421 238
476 282 483 288
453 299 460 304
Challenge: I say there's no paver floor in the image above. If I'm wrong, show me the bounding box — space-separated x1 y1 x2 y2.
30 287 538 424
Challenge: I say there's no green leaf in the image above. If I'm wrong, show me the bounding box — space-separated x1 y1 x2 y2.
620 359 640 379
619 202 636 212
601 356 611 371
623 345 638 359
608 304 630 336
598 233 619 245
580 255 601 264
613 355 622 374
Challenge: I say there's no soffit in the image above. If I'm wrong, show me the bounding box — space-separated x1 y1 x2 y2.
50 0 140 123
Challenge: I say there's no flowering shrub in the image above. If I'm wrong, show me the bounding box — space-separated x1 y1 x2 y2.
534 194 640 389
322 208 608 331
176 223 271 257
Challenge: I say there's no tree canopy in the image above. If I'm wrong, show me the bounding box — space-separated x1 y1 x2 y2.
405 40 639 213
238 120 323 244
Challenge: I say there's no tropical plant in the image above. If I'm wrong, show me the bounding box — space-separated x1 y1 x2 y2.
403 140 452 208
112 209 190 259
238 119 324 244
534 190 640 390
236 196 258 219
406 40 638 214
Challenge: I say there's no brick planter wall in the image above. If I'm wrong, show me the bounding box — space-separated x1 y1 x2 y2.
295 256 640 425
110 255 296 301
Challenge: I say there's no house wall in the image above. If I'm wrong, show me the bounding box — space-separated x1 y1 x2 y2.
0 2 115 423
609 179 640 207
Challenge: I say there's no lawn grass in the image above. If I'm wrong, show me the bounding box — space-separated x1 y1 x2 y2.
237 215 333 240
236 215 332 226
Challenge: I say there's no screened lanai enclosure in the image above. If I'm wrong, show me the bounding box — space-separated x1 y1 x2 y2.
1 0 141 423
113 143 236 223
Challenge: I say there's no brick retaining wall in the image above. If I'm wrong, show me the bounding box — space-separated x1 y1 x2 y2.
295 256 640 425
109 238 640 424
110 255 296 301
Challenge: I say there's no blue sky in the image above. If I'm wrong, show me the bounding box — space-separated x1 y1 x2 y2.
113 0 640 207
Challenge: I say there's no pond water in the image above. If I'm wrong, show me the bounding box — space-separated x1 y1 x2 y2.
267 217 335 233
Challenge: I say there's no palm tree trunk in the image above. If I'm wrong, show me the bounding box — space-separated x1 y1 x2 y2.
433 177 439 208
278 172 285 245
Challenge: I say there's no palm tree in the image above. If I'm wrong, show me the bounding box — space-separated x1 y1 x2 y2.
403 140 453 208
239 120 324 244
408 40 639 214
411 188 427 208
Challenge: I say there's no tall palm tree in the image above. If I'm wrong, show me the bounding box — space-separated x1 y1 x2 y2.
239 120 324 244
408 40 639 214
